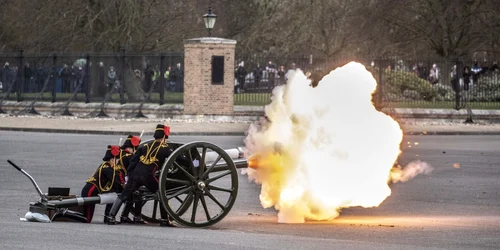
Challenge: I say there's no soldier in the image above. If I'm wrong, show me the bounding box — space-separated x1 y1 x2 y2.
106 124 178 227
117 134 141 224
69 145 126 223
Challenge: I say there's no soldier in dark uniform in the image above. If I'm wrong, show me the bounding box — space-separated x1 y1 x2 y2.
116 134 142 224
107 124 177 227
81 145 126 223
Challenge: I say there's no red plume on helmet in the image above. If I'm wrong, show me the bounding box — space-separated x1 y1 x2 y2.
122 135 141 150
131 136 141 147
111 145 120 157
164 126 170 137
103 145 120 161
154 124 170 139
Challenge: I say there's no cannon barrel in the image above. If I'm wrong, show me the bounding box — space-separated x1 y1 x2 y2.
204 147 248 171
204 147 245 162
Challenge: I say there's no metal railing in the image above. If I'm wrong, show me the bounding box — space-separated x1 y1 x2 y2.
1 52 499 110
0 51 185 105
233 57 500 110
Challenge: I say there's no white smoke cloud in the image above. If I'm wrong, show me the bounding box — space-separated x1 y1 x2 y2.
390 160 434 183
244 62 414 223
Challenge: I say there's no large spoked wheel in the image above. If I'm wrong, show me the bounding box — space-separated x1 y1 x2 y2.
159 141 239 227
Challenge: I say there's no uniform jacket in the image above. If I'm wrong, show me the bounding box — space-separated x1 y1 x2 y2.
86 162 126 193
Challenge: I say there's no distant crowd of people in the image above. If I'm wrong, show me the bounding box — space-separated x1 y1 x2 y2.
234 61 310 93
389 59 500 88
0 60 185 98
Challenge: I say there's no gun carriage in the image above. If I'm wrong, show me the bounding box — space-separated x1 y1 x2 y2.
8 140 248 227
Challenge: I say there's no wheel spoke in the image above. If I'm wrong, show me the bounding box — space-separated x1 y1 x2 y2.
173 161 196 182
202 154 222 179
199 195 211 221
205 190 225 210
175 191 194 214
174 196 184 203
184 149 195 174
191 193 200 222
152 200 158 219
206 171 232 184
165 185 190 196
207 184 233 193
166 177 191 186
166 186 192 200
199 147 207 178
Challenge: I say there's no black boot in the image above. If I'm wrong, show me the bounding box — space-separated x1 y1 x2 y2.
119 202 134 224
159 209 176 227
159 217 176 227
132 201 147 224
106 198 124 225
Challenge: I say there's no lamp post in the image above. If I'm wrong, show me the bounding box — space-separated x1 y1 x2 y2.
203 6 217 37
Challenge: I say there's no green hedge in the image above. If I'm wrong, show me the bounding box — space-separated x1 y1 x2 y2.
382 70 438 101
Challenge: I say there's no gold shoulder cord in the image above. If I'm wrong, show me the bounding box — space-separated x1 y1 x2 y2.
117 151 128 175
98 161 116 192
139 141 164 165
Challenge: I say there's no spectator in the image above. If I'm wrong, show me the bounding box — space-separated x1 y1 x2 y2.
491 61 499 73
428 63 440 84
170 63 184 92
2 62 12 93
450 64 460 93
253 64 262 88
235 61 246 91
12 66 18 89
60 64 71 93
70 65 77 92
277 65 286 85
76 67 84 92
164 66 173 91
152 65 160 91
266 61 277 89
463 66 472 91
24 63 33 93
471 60 482 83
417 62 428 80
36 66 47 92
143 64 154 92
107 66 117 93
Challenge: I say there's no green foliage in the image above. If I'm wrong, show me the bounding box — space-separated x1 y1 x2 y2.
468 74 500 102
382 70 438 101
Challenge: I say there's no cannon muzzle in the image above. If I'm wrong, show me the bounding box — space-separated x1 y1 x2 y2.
204 147 248 171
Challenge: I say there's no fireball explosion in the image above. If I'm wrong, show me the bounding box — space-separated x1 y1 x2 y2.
243 62 431 223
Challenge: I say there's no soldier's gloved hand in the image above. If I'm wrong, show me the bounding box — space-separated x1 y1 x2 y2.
125 176 129 184
193 159 200 168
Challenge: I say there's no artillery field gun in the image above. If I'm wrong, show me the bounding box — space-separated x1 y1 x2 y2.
8 140 248 227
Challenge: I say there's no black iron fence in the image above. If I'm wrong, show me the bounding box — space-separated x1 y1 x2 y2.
0 51 185 105
234 56 500 109
1 52 500 110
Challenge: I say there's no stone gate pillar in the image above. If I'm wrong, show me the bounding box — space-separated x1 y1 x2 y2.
183 37 237 115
